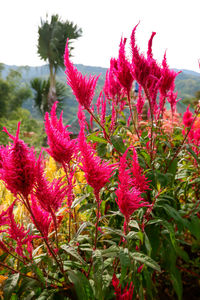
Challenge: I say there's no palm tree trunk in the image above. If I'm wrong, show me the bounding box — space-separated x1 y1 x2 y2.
48 63 57 111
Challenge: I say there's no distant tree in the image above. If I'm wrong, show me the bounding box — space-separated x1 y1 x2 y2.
0 68 32 118
31 77 67 117
37 14 82 111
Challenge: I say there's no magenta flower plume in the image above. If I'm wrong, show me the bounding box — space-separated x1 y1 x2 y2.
0 122 36 198
131 26 161 115
64 40 100 109
34 153 67 214
130 147 150 193
78 126 115 197
114 38 134 95
131 24 152 90
66 170 75 208
104 59 123 103
167 89 181 115
0 207 9 230
116 150 151 227
183 105 194 127
136 85 145 117
45 102 77 165
100 93 106 127
30 195 52 239
112 274 134 300
7 202 36 259
159 52 179 98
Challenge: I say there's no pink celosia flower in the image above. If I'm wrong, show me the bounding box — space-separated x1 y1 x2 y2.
77 104 86 127
30 195 52 239
64 40 99 109
131 26 161 113
136 85 145 117
100 93 107 127
183 105 194 127
96 92 102 115
112 274 134 300
78 126 115 197
0 122 36 198
137 264 144 273
159 53 179 98
34 153 67 213
131 25 180 118
45 102 77 165
104 59 123 103
130 147 150 193
131 25 153 90
116 149 151 228
66 170 75 208
110 101 116 132
167 90 181 115
0 207 9 229
114 38 134 95
7 202 36 259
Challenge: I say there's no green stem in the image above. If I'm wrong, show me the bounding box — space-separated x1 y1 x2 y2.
94 192 101 250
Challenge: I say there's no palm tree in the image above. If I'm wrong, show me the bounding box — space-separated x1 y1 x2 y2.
37 14 82 111
30 77 67 117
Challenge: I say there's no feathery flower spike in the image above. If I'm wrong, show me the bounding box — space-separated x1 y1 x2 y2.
112 274 134 300
64 39 100 109
116 149 151 229
30 195 52 239
183 105 194 127
34 153 67 214
114 38 134 95
78 125 115 197
0 122 36 198
45 101 77 165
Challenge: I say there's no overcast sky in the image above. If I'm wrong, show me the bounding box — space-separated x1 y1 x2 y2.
1 0 200 72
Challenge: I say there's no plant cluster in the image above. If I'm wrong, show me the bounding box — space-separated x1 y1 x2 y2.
0 25 200 300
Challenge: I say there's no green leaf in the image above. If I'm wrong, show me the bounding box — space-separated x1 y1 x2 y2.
126 231 142 241
160 204 189 227
68 270 94 300
17 277 38 298
97 143 107 157
129 220 140 230
71 193 90 209
87 134 107 144
101 226 126 239
101 245 119 258
74 222 93 239
119 248 130 282
170 268 183 300
110 135 126 153
144 232 152 256
187 215 200 241
131 252 161 272
3 273 19 300
37 289 51 300
168 158 178 176
31 262 46 286
93 250 103 300
61 245 87 265
186 144 200 164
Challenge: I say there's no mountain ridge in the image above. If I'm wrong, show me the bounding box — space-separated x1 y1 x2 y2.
1 63 200 120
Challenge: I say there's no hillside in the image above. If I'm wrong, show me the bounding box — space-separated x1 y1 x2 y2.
1 64 200 120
